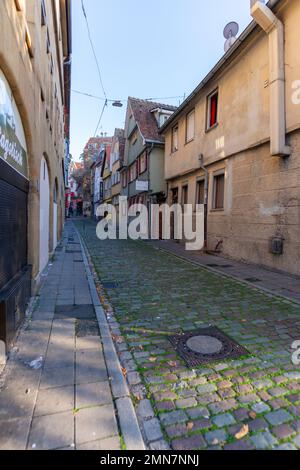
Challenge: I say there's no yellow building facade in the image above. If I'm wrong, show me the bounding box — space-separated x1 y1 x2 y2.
161 0 300 275
0 0 71 350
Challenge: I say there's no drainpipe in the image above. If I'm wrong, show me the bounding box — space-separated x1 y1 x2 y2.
199 154 208 251
250 0 290 157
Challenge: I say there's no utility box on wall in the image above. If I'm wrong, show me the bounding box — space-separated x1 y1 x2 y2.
270 237 284 256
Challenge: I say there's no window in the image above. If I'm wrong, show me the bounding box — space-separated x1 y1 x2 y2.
139 152 147 174
186 109 195 143
171 125 179 153
131 130 138 146
46 30 50 54
53 185 57 203
196 179 205 205
130 163 137 182
25 27 34 58
14 0 23 12
171 188 178 204
160 114 169 127
41 0 46 26
213 173 225 210
181 185 188 206
122 171 127 188
207 90 219 130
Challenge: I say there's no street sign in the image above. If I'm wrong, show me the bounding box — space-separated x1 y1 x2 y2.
136 180 149 192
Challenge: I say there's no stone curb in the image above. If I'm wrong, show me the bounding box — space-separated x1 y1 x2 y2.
154 245 300 307
75 226 146 451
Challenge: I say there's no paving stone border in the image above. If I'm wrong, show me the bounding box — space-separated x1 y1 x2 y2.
76 227 148 450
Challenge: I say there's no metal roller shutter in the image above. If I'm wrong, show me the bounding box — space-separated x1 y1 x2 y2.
0 178 28 291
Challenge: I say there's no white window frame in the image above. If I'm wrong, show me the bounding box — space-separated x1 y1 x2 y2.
186 109 195 143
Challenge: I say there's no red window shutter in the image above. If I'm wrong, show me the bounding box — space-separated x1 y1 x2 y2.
210 93 218 128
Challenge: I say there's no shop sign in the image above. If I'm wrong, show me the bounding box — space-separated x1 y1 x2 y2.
0 69 28 179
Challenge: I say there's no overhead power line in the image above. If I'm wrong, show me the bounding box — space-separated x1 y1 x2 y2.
81 0 107 100
72 89 185 104
94 99 108 137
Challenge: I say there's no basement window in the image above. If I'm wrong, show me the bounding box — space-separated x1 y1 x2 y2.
213 172 225 210
207 90 219 130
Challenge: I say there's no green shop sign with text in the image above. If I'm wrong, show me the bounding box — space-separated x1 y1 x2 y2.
0 69 28 179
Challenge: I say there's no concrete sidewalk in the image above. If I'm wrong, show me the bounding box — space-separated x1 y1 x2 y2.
148 240 300 303
0 222 143 450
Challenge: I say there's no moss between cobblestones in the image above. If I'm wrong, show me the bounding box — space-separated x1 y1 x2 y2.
74 220 300 450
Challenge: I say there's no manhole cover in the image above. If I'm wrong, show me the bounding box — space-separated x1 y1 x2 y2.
186 336 223 354
169 327 249 367
55 304 95 319
245 278 262 283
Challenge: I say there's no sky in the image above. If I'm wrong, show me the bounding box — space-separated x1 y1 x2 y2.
70 0 252 161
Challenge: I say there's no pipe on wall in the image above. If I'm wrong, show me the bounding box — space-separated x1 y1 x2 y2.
199 154 208 251
251 1 290 157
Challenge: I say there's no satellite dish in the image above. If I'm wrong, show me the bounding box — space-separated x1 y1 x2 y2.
223 22 239 52
223 21 239 39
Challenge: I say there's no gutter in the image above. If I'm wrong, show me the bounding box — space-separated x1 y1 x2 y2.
250 0 290 157
159 0 283 135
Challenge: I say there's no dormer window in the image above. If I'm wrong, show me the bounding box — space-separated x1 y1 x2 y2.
160 114 169 127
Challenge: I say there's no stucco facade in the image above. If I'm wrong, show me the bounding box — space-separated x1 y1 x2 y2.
161 0 300 275
0 0 71 285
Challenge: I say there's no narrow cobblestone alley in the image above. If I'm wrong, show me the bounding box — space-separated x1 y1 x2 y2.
75 219 300 451
0 222 144 450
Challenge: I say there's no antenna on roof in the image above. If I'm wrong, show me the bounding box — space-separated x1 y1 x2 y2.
223 21 239 52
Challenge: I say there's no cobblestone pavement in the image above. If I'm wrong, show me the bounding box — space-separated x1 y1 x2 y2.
76 219 300 451
147 240 300 304
0 223 124 450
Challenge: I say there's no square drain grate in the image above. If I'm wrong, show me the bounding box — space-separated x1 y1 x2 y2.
102 281 119 289
169 327 249 367
55 304 95 320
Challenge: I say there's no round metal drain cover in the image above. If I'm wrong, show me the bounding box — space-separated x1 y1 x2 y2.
169 327 249 367
186 335 223 355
